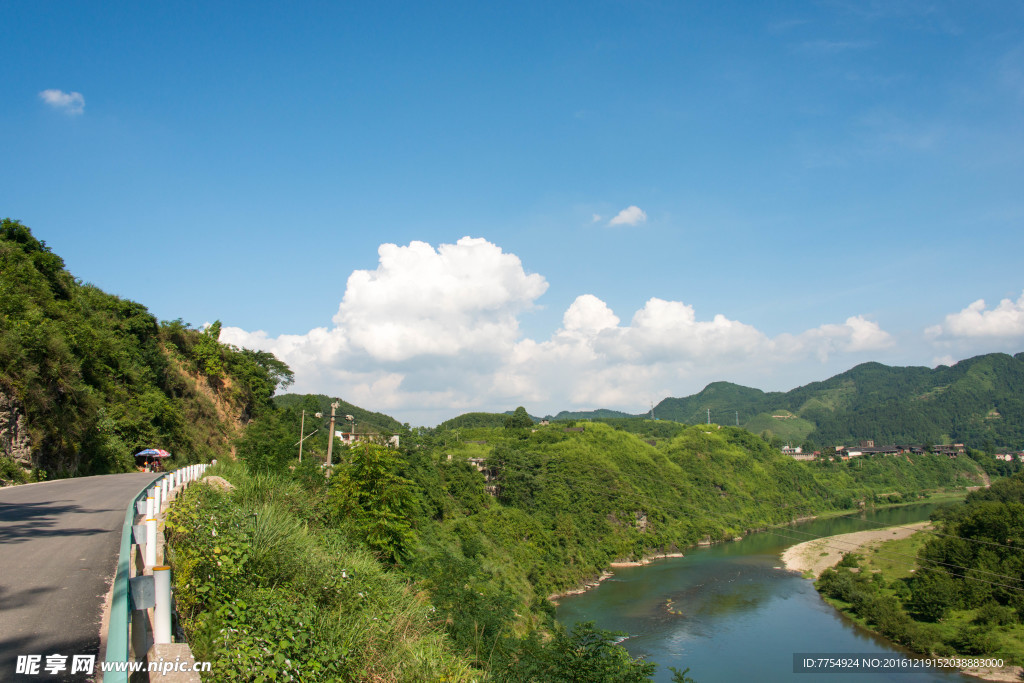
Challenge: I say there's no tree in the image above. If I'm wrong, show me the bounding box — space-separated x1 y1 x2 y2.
234 412 293 473
329 443 418 562
504 406 533 430
908 567 959 621
495 621 656 682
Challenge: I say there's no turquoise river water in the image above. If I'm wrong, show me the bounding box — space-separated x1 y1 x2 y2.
557 504 978 682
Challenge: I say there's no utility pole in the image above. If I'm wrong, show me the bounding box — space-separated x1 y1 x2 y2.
707 408 710 424
326 401 339 471
736 411 739 427
298 410 306 463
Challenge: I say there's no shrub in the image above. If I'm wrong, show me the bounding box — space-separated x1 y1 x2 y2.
974 601 1019 627
0 457 28 485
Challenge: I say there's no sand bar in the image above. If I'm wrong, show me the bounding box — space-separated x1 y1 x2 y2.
780 521 931 578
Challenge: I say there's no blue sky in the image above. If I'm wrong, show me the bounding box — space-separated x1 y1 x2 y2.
4 1 1024 425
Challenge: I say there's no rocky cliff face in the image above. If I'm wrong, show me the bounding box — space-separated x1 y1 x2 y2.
0 390 32 467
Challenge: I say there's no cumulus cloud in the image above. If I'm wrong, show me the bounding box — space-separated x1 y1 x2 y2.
222 237 896 424
493 304 891 408
625 298 766 359
562 294 619 334
926 291 1024 339
39 89 85 114
777 315 894 361
608 205 647 227
332 237 547 362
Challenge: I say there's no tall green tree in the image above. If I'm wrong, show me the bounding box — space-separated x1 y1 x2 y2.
504 406 534 430
329 442 419 562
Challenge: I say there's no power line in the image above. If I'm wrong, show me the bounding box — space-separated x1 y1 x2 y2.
677 493 1024 587
767 526 1024 590
831 513 1024 555
669 490 1024 591
750 492 1024 557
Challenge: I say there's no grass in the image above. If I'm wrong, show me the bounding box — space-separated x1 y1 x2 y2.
168 461 483 681
861 528 932 580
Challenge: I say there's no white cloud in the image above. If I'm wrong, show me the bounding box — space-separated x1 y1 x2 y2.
492 304 891 409
608 205 647 227
222 237 897 425
39 89 85 115
927 291 1024 339
778 315 894 361
562 294 619 334
626 298 766 359
332 237 547 362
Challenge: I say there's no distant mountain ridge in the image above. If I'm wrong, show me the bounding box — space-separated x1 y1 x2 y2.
539 352 1024 449
273 394 404 434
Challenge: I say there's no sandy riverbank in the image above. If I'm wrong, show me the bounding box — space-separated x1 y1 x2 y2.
781 523 1024 682
780 521 932 578
609 552 684 568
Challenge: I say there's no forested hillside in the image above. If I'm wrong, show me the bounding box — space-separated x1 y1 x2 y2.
562 355 1024 450
437 411 512 430
795 355 1024 448
274 393 404 434
0 219 293 479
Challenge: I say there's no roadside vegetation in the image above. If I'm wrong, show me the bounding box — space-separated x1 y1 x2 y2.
166 458 675 682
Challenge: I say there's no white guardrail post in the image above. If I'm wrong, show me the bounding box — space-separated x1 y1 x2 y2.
145 517 157 568
153 565 172 644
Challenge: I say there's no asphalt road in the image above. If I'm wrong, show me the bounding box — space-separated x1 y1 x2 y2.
0 473 159 681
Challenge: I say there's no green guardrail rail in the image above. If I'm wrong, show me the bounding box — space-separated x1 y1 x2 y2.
103 477 159 683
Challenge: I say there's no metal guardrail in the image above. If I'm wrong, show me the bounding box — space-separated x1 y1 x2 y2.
103 465 208 681
104 479 154 683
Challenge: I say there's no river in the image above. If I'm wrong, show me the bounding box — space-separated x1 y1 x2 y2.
556 504 975 682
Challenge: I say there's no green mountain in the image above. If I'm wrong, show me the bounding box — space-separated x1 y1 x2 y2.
438 409 545 430
652 381 781 424
273 393 404 434
437 412 512 430
0 219 294 478
544 407 636 421
555 354 1024 450
789 353 1024 448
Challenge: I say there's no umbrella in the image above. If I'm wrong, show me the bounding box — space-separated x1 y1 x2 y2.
134 448 172 458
